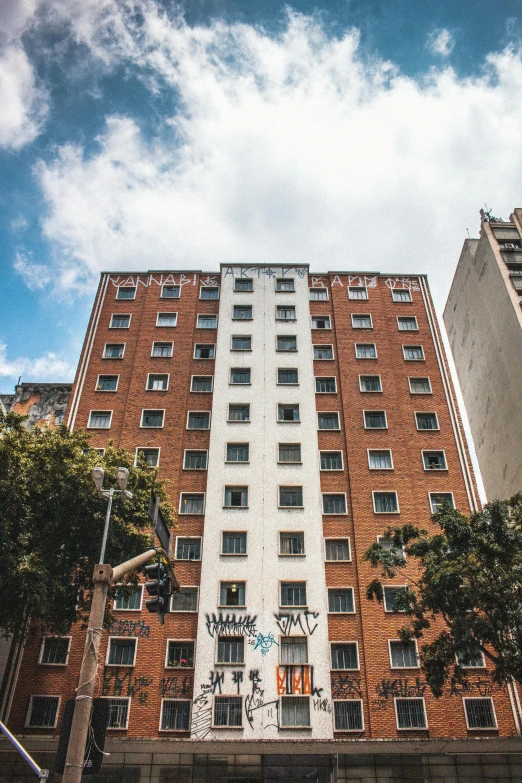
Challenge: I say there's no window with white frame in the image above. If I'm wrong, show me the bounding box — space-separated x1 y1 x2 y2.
391 288 412 302
281 582 307 607
104 343 125 359
276 278 295 292
334 701 363 731
141 409 164 428
280 532 304 556
359 375 382 392
351 314 372 329
184 450 208 469
231 335 251 351
166 641 195 668
224 486 248 508
348 286 368 300
116 286 136 300
278 443 301 463
187 411 210 429
88 411 112 429
96 375 118 391
176 538 201 561
147 374 169 391
429 493 454 513
217 638 244 665
331 643 358 670
197 314 218 329
309 288 328 301
464 698 497 729
152 342 173 358
213 696 243 725
373 492 399 513
157 312 177 327
318 411 340 430
226 443 249 462
422 451 447 470
279 486 303 507
26 696 59 728
328 588 354 613
222 532 247 555
230 368 251 385
107 638 137 666
220 582 246 607
110 314 130 328
194 344 215 359
200 286 219 300
234 279 253 292
355 343 377 359
180 493 205 514
161 284 180 298
315 377 337 393
136 447 160 467
409 377 431 394
377 535 405 558
395 698 426 729
383 586 408 613
280 637 307 664
228 404 250 421
191 376 213 392
398 316 418 331
323 494 347 514
364 410 387 429
172 586 198 611
278 404 300 422
368 450 393 469
114 587 142 611
161 700 191 730
390 640 418 668
107 698 129 729
457 649 486 668
312 315 331 330
276 335 297 351
276 305 296 320
233 305 252 320
278 368 298 385
320 451 343 470
281 696 310 727
325 538 350 561
416 412 439 430
313 344 333 359
40 637 70 665
403 345 424 361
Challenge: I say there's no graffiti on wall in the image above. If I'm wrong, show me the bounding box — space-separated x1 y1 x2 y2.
274 610 319 636
331 675 363 699
205 612 258 638
108 619 150 637
102 669 152 704
159 676 193 698
276 665 323 697
253 632 278 655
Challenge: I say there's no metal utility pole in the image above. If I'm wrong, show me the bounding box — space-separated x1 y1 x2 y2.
0 720 48 781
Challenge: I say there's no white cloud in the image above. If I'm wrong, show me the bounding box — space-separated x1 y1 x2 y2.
13 252 52 290
427 28 455 58
0 43 47 148
0 342 75 383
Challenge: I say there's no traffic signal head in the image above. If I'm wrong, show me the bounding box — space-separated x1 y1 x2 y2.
144 561 172 615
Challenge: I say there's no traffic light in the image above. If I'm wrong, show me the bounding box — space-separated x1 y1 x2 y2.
144 561 172 616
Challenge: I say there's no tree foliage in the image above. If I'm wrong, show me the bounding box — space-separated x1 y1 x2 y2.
0 412 174 637
364 495 522 697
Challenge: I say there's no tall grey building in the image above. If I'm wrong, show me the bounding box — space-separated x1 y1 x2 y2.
444 207 522 501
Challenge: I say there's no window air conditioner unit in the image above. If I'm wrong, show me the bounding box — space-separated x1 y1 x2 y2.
504 243 516 249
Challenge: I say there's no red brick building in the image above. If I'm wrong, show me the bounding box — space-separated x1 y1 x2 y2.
3 265 522 783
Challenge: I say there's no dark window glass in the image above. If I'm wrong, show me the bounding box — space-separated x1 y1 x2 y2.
228 404 250 421
234 279 253 292
396 699 426 728
147 374 168 390
222 532 247 555
278 404 300 422
318 412 339 430
191 376 213 392
331 643 358 670
184 451 207 469
323 495 347 514
187 412 210 429
230 368 251 384
233 305 253 320
383 586 408 612
320 451 343 470
355 343 376 358
97 375 118 391
364 410 386 428
107 699 129 728
114 588 142 610
136 448 159 466
312 316 331 329
430 493 454 512
117 287 136 300
220 582 245 606
278 444 301 463
216 640 244 665
231 336 251 350
276 278 295 292
352 315 372 328
325 539 350 560
152 342 173 357
374 492 398 513
276 306 296 319
141 410 164 427
280 532 304 555
161 700 190 730
279 487 303 507
172 587 198 611
41 638 69 664
281 582 307 606
315 377 336 393
176 539 201 560
360 375 381 392
194 344 215 359
200 287 219 300
104 344 124 359
111 314 130 328
328 589 354 613
281 696 310 727
162 285 180 298
334 701 363 731
277 335 297 351
180 494 205 514
390 641 417 668
167 641 194 668
108 639 136 665
157 312 177 326
423 451 446 470
224 486 248 507
416 413 438 430
226 444 249 462
314 345 333 359
278 368 298 384
27 696 59 727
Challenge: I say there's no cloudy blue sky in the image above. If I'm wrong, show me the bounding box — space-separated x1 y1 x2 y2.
1 0 522 394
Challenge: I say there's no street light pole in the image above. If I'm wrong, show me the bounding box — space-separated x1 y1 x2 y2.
91 467 133 564
99 489 113 565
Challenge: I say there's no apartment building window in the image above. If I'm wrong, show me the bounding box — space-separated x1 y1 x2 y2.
187 411 210 429
176 538 201 561
280 532 304 556
320 451 343 470
184 450 208 469
429 493 455 513
281 582 307 607
355 343 377 359
331 643 358 670
403 345 424 361
26 696 59 728
114 587 142 611
309 288 328 301
352 314 372 329
107 638 137 666
234 279 253 292
398 316 418 331
40 637 70 665
464 698 497 730
228 404 250 422
368 449 393 469
135 447 160 467
220 582 246 607
277 335 297 351
96 375 118 391
323 494 347 514
276 305 296 320
222 532 247 555
416 412 439 430
104 344 125 359
390 640 418 668
278 443 301 463
383 586 408 612
172 586 199 611
315 377 337 393
318 412 340 430
141 409 164 428
179 494 205 514
200 286 219 300
334 701 363 732
191 376 213 392
88 411 112 429
348 286 368 300
392 289 412 302
325 539 350 561
152 342 173 358
279 486 303 507
110 314 130 328
230 368 251 385
107 698 129 729
147 373 169 390
423 451 447 470
161 700 191 731
280 637 307 664
313 344 333 359
281 696 310 727
364 410 387 429
377 536 405 557
217 638 244 664
409 377 431 394
278 404 300 422
395 698 427 729
231 336 251 350
233 305 253 320
156 312 177 327
278 368 298 385
116 286 136 300
161 284 180 298
226 443 249 462
276 278 295 292
167 641 195 668
359 375 381 392
197 314 218 329
457 649 485 668
213 696 243 725
224 486 248 508
373 492 399 513
328 588 355 613
312 315 331 330
194 344 215 359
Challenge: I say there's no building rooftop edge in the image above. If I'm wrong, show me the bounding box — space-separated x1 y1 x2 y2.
100 269 429 277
